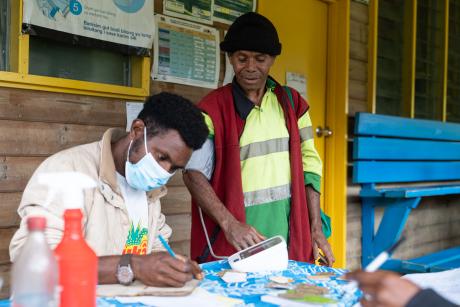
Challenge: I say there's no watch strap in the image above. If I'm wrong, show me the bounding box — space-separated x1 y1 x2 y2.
119 253 133 267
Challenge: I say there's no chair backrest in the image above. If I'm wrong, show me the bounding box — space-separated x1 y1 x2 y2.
353 113 460 184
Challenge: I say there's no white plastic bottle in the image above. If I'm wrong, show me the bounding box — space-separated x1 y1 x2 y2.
11 216 58 307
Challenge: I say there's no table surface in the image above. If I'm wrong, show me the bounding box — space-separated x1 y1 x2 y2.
2 260 362 306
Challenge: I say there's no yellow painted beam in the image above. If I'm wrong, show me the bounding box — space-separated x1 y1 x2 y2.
402 0 417 118
324 0 349 268
367 0 378 114
8 0 20 72
0 71 147 100
440 0 449 122
141 56 152 93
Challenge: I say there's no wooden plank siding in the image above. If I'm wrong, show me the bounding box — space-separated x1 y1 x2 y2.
347 0 460 270
0 85 208 298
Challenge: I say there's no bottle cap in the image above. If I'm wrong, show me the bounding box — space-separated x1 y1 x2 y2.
27 216 47 231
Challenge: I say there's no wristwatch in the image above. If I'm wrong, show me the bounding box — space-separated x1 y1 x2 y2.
116 254 134 285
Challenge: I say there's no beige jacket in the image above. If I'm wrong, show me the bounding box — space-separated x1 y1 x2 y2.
9 128 171 261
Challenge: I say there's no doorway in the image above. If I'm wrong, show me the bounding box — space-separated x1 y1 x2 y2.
258 0 349 267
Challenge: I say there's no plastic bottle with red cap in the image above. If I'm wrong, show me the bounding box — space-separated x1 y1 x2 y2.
37 172 98 307
11 216 58 307
54 208 98 307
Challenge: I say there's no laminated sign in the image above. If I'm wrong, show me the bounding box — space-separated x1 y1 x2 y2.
152 14 220 89
23 0 155 49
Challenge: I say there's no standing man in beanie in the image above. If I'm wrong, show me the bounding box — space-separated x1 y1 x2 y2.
183 12 335 266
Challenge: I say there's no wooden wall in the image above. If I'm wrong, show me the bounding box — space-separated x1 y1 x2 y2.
346 0 460 270
0 89 123 297
0 84 216 298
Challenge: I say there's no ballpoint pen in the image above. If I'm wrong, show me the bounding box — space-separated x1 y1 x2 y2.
364 236 406 272
343 236 406 292
158 234 177 258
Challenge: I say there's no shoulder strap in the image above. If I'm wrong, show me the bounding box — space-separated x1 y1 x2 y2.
283 85 295 110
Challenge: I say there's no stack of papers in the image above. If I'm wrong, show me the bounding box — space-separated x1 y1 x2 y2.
114 287 243 307
403 268 460 304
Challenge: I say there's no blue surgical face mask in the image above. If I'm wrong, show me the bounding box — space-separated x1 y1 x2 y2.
125 127 174 191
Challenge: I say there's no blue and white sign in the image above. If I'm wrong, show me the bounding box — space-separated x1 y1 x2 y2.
23 0 154 49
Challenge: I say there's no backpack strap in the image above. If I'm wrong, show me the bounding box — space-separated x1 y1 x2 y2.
284 85 295 110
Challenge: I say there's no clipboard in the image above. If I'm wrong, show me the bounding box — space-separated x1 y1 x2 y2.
97 279 200 297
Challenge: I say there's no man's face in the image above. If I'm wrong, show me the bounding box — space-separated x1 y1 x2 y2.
229 50 275 92
129 129 192 173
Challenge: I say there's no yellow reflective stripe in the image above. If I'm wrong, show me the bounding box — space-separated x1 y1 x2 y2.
202 112 214 137
244 184 291 207
240 137 289 161
241 152 291 192
299 126 314 142
301 138 322 176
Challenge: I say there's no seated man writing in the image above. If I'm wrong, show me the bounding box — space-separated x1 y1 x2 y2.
9 92 209 287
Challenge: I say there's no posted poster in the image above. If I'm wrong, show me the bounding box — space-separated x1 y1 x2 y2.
222 30 234 85
213 0 256 24
22 0 155 49
152 15 220 89
286 72 308 100
163 0 213 25
125 102 144 131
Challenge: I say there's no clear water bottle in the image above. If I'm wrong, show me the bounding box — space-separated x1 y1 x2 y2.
11 216 58 307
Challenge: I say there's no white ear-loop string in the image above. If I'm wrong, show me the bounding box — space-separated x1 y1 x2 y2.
143 127 149 154
127 127 149 162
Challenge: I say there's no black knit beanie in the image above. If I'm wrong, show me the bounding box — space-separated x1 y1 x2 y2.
220 12 282 56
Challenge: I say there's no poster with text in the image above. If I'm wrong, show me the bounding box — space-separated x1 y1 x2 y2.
286 72 307 100
163 0 213 25
222 30 234 84
213 0 256 24
23 0 155 48
152 15 220 89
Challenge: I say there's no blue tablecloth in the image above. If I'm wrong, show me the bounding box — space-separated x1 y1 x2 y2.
2 260 361 306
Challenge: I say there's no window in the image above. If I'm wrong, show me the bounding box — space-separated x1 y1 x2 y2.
371 0 460 123
0 1 149 99
375 0 405 115
0 0 9 71
415 0 444 119
448 0 460 122
29 36 131 86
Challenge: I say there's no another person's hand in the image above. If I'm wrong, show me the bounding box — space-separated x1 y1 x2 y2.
345 270 420 307
132 251 203 287
222 219 265 251
311 226 335 266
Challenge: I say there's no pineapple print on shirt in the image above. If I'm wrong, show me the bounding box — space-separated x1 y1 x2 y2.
123 222 148 255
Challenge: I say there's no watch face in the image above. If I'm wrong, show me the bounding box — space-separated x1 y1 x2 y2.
117 265 134 285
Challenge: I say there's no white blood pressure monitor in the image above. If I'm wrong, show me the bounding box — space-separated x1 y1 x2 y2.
228 236 288 272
